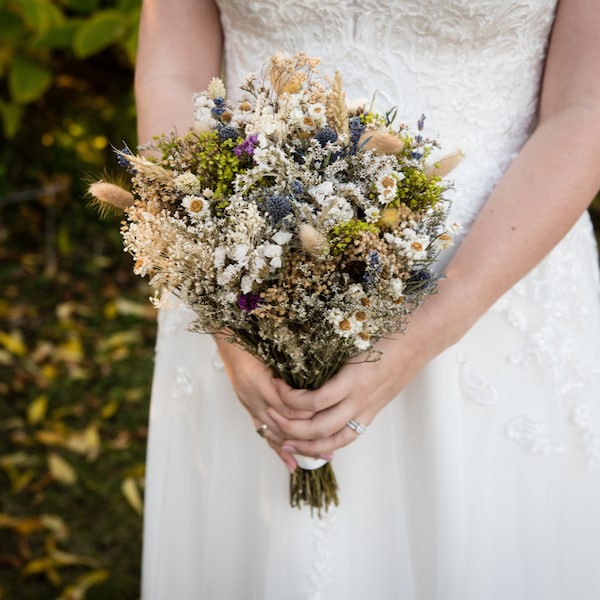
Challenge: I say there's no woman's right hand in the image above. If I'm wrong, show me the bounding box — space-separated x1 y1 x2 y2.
215 337 314 472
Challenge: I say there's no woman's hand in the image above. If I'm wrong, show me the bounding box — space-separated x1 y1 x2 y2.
265 340 404 458
266 317 440 458
215 337 314 471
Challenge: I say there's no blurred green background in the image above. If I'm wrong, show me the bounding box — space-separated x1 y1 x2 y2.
0 1 152 599
1 1 600 599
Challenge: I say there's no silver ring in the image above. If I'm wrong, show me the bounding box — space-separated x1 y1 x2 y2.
347 419 367 435
256 423 268 438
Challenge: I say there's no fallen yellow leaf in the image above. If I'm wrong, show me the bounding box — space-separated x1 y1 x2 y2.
66 424 100 461
115 297 155 319
121 477 143 516
35 430 68 447
56 336 84 363
48 453 77 486
27 394 49 425
40 514 69 541
0 330 27 356
100 399 119 419
57 569 110 600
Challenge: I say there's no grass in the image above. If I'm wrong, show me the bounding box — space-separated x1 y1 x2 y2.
0 189 155 600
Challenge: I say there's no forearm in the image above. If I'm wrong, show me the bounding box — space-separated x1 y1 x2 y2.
134 0 223 143
437 106 600 345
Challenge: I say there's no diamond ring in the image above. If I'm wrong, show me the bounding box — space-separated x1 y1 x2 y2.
256 423 268 438
347 419 367 435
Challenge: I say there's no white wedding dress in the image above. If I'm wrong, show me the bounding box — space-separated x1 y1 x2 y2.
141 1 600 598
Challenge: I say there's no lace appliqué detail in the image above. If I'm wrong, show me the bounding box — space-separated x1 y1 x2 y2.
172 367 194 399
457 352 498 406
493 219 600 467
505 416 565 457
305 509 336 599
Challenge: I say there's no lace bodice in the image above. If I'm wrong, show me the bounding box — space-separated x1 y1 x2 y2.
212 0 600 464
216 0 557 228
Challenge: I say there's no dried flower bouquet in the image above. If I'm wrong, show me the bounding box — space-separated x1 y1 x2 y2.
89 53 460 514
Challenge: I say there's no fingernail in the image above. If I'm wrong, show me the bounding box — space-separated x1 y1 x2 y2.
282 445 297 453
319 453 334 462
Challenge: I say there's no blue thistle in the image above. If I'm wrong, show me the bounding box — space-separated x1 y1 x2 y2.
314 127 338 147
218 125 239 142
265 194 294 225
116 143 136 173
349 117 366 153
211 97 227 119
363 251 382 289
291 180 304 197
406 268 435 293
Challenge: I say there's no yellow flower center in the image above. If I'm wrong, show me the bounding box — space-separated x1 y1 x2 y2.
188 198 205 212
339 319 352 331
411 241 423 252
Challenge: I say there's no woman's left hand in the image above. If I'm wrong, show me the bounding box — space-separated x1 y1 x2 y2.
266 334 423 457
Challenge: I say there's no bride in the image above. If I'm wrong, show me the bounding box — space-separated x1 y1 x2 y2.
135 1 600 598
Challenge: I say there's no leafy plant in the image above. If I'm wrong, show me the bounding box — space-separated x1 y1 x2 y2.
0 0 140 139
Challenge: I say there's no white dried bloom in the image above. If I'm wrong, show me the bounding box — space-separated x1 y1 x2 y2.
214 246 226 269
175 172 202 195
364 206 381 223
375 167 401 203
272 231 293 245
182 195 210 219
193 93 215 132
229 243 250 265
353 335 371 351
307 102 327 125
389 278 405 300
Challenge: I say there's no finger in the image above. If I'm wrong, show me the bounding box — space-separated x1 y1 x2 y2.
274 379 342 413
267 396 360 441
252 416 285 446
269 441 298 473
283 423 360 457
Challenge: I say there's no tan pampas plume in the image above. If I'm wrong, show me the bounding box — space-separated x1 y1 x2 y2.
299 223 329 257
268 53 306 96
87 181 134 217
327 71 349 137
358 130 405 155
115 152 174 185
425 149 464 178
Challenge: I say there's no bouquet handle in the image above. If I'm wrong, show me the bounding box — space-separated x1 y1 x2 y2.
289 455 339 516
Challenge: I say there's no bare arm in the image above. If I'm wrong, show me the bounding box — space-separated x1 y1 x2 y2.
269 0 600 456
135 0 223 143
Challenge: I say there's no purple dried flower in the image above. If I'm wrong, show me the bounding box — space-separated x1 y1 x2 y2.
237 292 263 312
234 133 259 158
